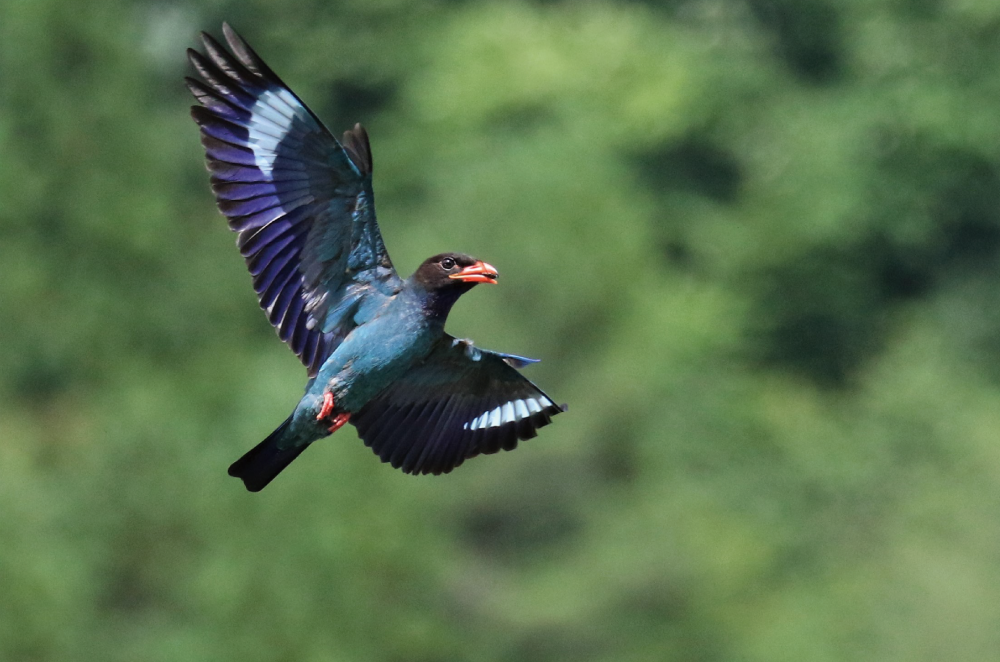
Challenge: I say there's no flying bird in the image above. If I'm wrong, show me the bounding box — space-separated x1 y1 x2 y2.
186 24 565 491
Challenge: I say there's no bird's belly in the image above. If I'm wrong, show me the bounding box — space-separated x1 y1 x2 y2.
316 321 437 412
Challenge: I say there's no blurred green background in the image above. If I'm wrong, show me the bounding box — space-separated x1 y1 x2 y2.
3 0 1000 660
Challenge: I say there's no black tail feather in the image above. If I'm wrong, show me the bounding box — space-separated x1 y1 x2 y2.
228 417 308 492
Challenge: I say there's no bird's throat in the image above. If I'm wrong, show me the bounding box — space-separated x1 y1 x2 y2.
418 284 474 321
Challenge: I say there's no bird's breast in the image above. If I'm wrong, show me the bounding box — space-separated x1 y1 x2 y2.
313 310 439 412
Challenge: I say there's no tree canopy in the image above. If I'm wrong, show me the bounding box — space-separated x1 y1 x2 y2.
2 1 1000 660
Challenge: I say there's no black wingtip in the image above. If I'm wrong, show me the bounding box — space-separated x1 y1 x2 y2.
222 22 240 46
341 123 373 176
188 103 212 124
218 22 275 80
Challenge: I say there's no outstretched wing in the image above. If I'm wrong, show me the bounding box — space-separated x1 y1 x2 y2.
186 23 401 376
351 337 567 475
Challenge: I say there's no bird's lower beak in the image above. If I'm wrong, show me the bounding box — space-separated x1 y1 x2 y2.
449 261 498 284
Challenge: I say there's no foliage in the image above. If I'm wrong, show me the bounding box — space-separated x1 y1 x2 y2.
3 0 1000 660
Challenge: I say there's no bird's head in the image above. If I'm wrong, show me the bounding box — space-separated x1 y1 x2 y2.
410 252 498 317
413 252 498 291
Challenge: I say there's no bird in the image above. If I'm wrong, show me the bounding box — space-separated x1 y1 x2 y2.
186 24 566 491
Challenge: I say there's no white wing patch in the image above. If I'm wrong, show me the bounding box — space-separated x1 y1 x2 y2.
463 398 544 430
248 87 302 173
502 402 515 424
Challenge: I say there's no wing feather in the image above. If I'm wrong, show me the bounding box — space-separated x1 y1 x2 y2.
352 337 566 475
188 24 401 376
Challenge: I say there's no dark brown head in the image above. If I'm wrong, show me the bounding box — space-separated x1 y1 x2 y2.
411 252 498 290
409 253 498 317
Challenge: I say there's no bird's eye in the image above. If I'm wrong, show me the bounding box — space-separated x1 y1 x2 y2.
440 257 456 270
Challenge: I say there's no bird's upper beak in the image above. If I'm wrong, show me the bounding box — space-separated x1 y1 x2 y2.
449 260 498 284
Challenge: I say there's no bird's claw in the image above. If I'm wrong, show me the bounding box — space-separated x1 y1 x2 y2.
316 392 350 433
326 412 351 434
317 392 335 420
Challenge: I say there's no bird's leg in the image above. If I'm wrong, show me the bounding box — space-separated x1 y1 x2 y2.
316 392 351 434
317 392 335 420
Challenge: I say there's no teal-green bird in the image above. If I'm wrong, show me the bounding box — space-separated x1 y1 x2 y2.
187 24 566 491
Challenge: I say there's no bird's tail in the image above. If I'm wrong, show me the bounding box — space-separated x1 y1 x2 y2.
228 416 308 492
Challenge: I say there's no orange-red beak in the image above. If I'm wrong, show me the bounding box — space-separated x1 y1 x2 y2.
449 260 498 284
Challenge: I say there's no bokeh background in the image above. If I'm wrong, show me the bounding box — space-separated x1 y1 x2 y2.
4 0 1000 660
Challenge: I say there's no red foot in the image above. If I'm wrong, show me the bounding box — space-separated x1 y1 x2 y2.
317 392 335 420
316 392 351 433
327 412 351 434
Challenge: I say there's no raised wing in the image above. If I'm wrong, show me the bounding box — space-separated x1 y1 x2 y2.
186 23 401 376
351 337 566 475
